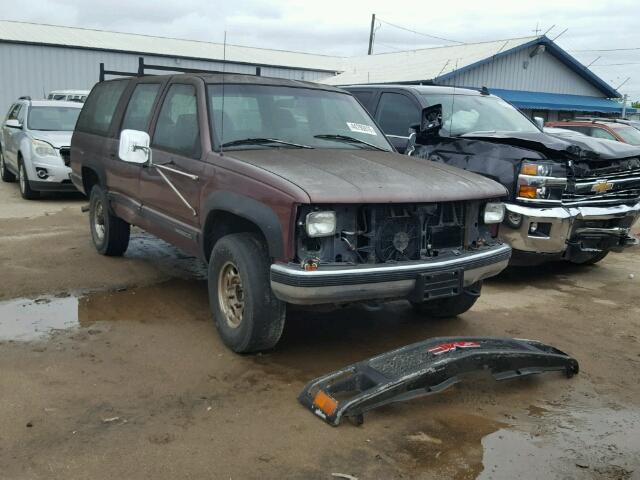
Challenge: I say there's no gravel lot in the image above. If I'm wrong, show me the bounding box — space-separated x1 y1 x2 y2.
1 180 639 480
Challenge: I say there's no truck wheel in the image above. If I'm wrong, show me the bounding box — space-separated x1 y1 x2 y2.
411 281 482 318
209 232 286 353
18 160 40 200
89 184 130 256
570 251 609 265
1 151 16 182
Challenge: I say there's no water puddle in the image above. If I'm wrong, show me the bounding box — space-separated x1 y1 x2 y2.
0 295 79 341
479 407 640 479
0 279 207 342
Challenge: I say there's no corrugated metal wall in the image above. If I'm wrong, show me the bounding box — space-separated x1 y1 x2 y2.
0 42 334 116
440 47 603 96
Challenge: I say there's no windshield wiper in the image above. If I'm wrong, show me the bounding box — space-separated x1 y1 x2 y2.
313 134 387 151
221 137 313 149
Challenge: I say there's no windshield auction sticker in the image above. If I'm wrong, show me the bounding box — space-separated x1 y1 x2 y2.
346 122 377 135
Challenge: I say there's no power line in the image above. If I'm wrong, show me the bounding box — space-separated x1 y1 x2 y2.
591 62 640 67
570 47 640 52
376 18 464 44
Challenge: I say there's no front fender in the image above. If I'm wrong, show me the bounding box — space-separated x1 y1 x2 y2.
201 191 285 260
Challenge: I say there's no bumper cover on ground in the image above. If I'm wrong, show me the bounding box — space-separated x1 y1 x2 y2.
299 337 579 426
270 244 511 304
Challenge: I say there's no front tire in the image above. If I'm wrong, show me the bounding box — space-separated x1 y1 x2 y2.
411 281 482 318
1 151 16 182
89 185 130 256
18 160 39 200
208 232 286 353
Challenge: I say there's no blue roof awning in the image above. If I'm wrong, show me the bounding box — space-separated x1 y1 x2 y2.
491 89 636 114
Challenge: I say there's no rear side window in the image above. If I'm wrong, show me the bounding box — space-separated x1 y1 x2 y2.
590 127 617 141
153 84 200 158
561 125 591 136
375 92 419 137
121 83 161 132
76 80 127 135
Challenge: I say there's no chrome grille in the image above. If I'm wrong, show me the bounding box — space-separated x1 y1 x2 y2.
562 168 640 206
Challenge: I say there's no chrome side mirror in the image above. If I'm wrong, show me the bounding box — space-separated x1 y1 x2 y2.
533 116 545 130
118 129 151 164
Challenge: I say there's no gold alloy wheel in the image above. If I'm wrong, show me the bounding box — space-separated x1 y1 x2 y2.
218 261 245 328
93 198 106 243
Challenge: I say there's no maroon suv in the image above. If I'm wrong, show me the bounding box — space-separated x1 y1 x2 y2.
70 74 510 352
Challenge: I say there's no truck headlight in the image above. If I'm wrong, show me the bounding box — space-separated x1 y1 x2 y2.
305 211 336 237
483 202 505 224
518 161 567 200
32 139 57 157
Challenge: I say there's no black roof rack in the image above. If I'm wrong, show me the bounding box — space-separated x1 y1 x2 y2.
18 96 31 101
99 56 262 82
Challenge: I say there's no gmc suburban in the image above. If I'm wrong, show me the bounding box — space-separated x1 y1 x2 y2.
71 75 510 352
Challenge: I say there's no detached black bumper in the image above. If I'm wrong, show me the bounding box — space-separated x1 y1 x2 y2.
270 244 511 305
299 337 579 426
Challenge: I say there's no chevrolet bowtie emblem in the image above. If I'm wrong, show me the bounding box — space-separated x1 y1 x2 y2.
591 180 614 194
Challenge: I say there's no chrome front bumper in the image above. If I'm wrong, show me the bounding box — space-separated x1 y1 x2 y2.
500 202 640 254
270 244 511 305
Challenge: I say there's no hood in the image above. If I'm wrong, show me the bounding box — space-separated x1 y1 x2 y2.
226 148 506 204
460 131 640 161
31 131 73 148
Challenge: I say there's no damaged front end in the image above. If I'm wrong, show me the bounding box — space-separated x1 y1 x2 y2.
271 201 510 305
299 337 579 426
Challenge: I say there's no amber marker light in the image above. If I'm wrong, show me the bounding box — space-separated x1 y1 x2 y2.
518 185 538 199
313 390 338 416
520 164 538 176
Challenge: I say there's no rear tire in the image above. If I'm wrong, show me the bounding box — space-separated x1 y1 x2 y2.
18 160 39 200
1 151 15 182
411 281 482 318
89 184 130 256
208 232 286 353
569 250 609 265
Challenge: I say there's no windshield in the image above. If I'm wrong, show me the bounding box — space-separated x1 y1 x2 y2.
613 125 640 145
421 94 540 136
207 84 392 151
27 106 80 131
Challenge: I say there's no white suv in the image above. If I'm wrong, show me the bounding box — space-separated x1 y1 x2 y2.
0 98 82 199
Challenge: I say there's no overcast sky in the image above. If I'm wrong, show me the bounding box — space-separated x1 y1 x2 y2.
5 0 640 100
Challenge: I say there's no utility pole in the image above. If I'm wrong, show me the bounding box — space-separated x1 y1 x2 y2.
622 93 628 118
367 14 376 55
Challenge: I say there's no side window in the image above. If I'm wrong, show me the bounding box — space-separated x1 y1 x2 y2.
76 80 127 135
121 83 161 132
6 104 21 121
375 92 420 137
351 90 375 113
17 105 26 123
561 125 590 136
590 127 616 141
153 84 200 158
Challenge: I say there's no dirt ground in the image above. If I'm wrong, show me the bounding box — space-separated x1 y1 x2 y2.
0 180 639 480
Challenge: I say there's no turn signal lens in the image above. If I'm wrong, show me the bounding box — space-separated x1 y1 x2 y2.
518 185 538 199
313 390 338 416
520 164 538 176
